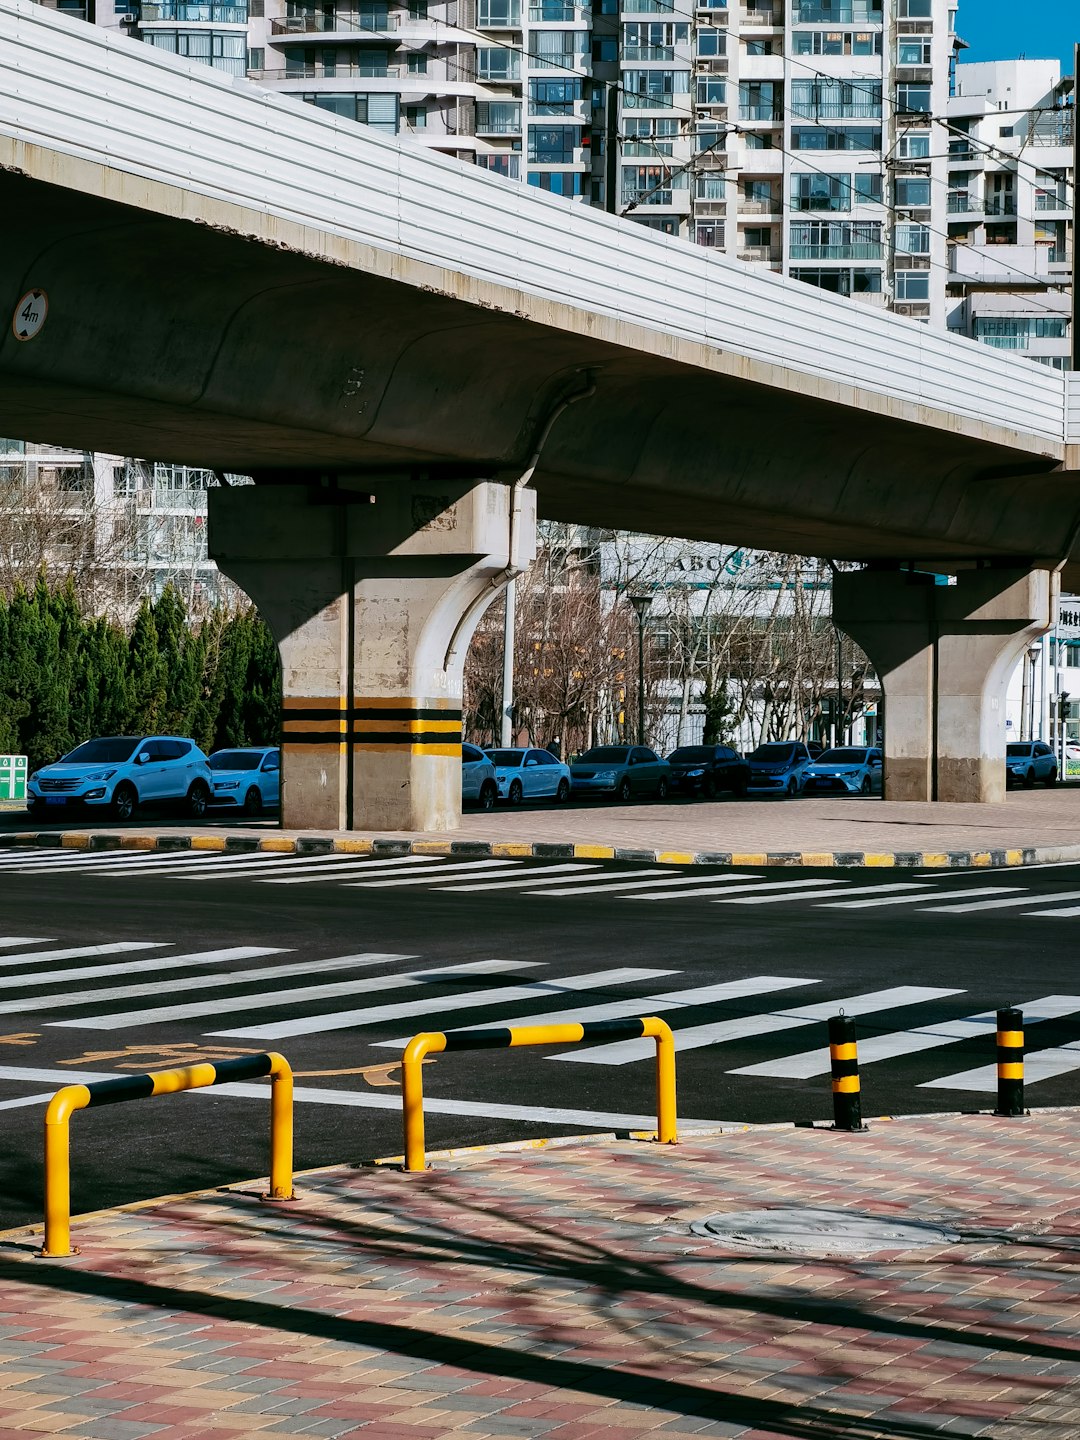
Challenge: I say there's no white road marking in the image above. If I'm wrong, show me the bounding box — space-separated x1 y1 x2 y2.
724 883 929 906
0 942 169 967
10 853 228 874
820 886 1019 910
439 867 646 893
258 859 454 885
512 873 760 898
51 958 539 1031
629 879 848 902
0 1063 715 1127
923 890 1080 915
1027 904 1080 918
921 1040 1080 1091
169 854 447 882
0 945 297 991
751 994 1080 1078
371 975 815 1050
0 1092 58 1111
0 850 171 866
560 986 963 1067
0 937 55 947
212 967 676 1041
348 862 575 889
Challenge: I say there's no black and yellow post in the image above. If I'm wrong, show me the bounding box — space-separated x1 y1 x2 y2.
994 1006 1026 1117
828 1014 867 1132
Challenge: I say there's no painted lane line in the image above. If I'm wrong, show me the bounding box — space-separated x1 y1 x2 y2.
629 879 849 902
168 854 448 882
439 867 660 893
0 1092 58 1111
0 937 56 947
750 994 1080 1079
515 872 761 898
212 967 676 1041
723 882 930 906
371 975 815 1050
0 945 303 992
820 886 1019 910
0 850 190 867
257 860 460 885
0 942 169 967
920 1040 1080 1092
347 862 582 889
560 985 964 1067
0 1065 715 1127
52 958 542 1032
1028 905 1080 917
923 889 1080 915
11 853 230 874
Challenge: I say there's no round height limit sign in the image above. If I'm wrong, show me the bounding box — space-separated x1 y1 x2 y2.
12 289 47 341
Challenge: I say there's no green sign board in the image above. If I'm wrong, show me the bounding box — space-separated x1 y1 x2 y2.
0 755 26 802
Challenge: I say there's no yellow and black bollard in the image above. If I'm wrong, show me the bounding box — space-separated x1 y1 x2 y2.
828 1014 867 1132
994 1006 1026 1117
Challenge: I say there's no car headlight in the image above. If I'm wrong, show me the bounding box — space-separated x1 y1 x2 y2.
593 769 616 781
84 768 117 782
686 768 705 777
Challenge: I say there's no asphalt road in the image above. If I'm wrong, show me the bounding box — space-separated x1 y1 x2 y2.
0 847 1077 1232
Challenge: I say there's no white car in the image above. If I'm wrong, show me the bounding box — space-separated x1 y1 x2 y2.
462 744 498 811
27 735 213 821
208 747 280 815
485 747 572 805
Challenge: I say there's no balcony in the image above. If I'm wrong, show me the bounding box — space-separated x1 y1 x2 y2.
741 8 777 23
527 0 587 16
271 11 394 34
947 193 978 214
279 60 403 78
984 197 1017 217
1036 192 1069 212
796 2 881 17
789 242 883 260
741 104 781 121
738 244 782 262
140 0 247 18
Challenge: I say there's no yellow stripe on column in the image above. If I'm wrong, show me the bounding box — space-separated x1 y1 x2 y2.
997 1031 1024 1048
998 1062 1024 1080
832 1076 861 1093
830 1042 858 1061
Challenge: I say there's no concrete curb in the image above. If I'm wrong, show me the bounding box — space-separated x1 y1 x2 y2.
4 829 1080 867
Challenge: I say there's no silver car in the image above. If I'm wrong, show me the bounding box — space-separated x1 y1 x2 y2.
462 743 498 811
569 745 671 802
1005 741 1057 788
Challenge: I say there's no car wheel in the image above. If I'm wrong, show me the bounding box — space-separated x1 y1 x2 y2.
617 777 632 803
733 777 748 798
703 777 717 801
1024 768 1036 789
243 786 263 817
508 780 523 806
479 781 497 812
111 782 137 822
786 777 798 798
1046 767 1058 787
187 780 211 819
860 776 871 796
555 778 570 803
655 777 669 801
26 799 41 817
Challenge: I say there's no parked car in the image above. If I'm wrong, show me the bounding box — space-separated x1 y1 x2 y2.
745 741 814 798
1005 740 1057 788
665 744 749 798
26 735 213 820
208 746 280 815
803 746 883 796
569 745 670 802
484 747 572 805
462 743 499 811
807 740 825 759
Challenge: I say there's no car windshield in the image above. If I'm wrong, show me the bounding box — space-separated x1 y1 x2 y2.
62 737 141 764
669 747 713 763
1006 744 1031 757
578 748 630 763
486 750 524 766
817 748 868 764
208 752 262 771
749 744 796 762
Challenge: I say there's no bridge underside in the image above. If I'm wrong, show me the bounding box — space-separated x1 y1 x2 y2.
4 166 1080 823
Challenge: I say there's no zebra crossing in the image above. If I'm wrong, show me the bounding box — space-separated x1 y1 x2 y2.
2 845 1080 917
2 934 1080 1110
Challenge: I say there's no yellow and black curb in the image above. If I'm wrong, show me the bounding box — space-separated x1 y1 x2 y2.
0 830 1075 868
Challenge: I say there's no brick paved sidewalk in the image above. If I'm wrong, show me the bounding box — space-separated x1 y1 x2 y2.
2 1114 1080 1439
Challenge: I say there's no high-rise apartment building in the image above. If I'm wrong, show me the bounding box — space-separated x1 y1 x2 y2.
946 58 1073 369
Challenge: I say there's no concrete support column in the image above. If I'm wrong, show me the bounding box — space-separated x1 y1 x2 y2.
834 565 1057 803
209 478 535 831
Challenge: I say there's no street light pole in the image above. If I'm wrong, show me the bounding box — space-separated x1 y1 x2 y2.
629 593 653 746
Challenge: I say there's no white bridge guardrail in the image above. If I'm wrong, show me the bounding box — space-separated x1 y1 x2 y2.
0 0 1069 450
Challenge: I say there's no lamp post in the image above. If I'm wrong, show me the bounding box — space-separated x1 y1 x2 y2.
629 593 653 746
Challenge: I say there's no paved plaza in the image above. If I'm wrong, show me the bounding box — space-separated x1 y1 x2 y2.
2 1113 1079 1439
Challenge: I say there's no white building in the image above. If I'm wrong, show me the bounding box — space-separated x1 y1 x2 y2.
946 58 1073 369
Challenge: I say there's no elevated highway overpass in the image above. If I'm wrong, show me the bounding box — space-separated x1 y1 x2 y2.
3 0 1080 826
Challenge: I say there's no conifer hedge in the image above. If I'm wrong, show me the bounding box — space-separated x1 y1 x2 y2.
0 579 281 770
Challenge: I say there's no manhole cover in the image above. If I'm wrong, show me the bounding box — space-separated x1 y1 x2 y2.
689 1207 962 1257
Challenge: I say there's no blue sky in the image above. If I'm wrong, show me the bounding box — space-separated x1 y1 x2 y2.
957 0 1074 74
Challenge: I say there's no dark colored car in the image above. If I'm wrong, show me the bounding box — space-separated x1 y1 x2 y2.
569 745 671 802
665 744 749 798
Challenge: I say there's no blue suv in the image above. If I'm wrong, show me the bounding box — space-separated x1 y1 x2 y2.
27 735 214 821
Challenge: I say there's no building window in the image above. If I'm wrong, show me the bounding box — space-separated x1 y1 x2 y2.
476 153 521 179
403 104 427 127
897 36 932 65
694 221 724 247
528 170 583 195
791 78 881 120
696 27 724 56
592 36 616 62
529 78 582 113
528 29 586 67
528 125 579 162
895 175 931 208
623 70 689 106
739 80 779 121
247 45 263 69
476 101 522 133
789 220 882 260
898 131 930 159
796 0 882 18
622 163 685 205
896 82 932 114
792 29 879 56
791 172 850 212
300 91 398 131
898 0 931 14
622 21 688 59
477 0 521 24
477 46 520 80
142 29 246 74
894 222 930 255
695 174 726 200
407 51 428 72
696 78 727 105
791 267 882 295
973 317 1068 350
792 126 880 151
895 270 930 301
745 37 773 55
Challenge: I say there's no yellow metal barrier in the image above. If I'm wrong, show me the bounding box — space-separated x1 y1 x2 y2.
41 1052 293 1258
401 1017 677 1171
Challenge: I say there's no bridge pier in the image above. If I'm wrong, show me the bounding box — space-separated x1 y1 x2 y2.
834 565 1057 803
209 479 534 832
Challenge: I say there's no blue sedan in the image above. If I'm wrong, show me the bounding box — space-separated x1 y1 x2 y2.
803 747 883 796
484 747 572 805
208 747 280 815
